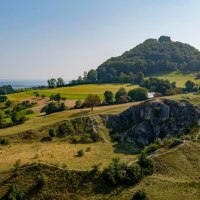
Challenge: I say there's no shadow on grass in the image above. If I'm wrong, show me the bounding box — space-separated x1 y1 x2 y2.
112 142 142 155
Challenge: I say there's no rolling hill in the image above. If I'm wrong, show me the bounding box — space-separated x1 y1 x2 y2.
96 36 200 83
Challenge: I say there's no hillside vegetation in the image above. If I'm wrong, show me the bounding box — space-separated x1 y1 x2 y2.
97 36 200 83
0 142 200 199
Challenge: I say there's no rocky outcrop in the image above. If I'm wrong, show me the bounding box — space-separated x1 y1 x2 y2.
8 115 109 143
106 99 200 145
42 115 108 142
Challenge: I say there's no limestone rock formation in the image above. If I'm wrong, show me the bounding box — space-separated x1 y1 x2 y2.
106 99 200 145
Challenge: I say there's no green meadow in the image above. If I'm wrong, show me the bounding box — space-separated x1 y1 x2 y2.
148 71 200 87
8 83 138 101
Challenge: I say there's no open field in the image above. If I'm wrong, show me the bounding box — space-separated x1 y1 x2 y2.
8 83 138 101
0 140 139 172
148 71 200 87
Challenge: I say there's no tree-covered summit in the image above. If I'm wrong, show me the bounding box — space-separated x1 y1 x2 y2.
96 36 200 83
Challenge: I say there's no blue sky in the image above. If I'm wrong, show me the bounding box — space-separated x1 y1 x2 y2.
0 0 200 80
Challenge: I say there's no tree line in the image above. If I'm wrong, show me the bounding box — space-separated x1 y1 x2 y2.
47 78 65 88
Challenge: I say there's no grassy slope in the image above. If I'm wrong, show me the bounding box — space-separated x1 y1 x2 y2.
148 71 200 87
0 102 140 137
0 140 139 172
1 142 200 200
0 102 140 172
8 84 138 101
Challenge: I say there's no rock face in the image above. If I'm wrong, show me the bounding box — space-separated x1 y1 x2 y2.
106 99 200 145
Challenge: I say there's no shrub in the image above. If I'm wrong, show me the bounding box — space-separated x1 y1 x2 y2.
25 109 34 115
13 101 34 112
132 190 148 200
0 137 9 145
128 88 148 101
36 174 48 189
144 143 159 154
41 102 67 115
138 153 154 176
49 129 55 137
5 100 12 108
154 138 163 146
3 185 23 200
11 113 27 124
115 87 127 103
50 93 62 102
77 149 84 157
35 92 40 98
163 138 173 146
104 91 114 104
0 95 8 102
103 158 142 186
57 122 69 137
117 95 129 104
74 100 83 109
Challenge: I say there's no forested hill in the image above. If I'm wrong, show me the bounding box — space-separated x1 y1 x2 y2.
70 36 200 85
96 36 200 82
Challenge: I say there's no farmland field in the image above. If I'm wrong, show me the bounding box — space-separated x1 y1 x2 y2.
8 84 139 101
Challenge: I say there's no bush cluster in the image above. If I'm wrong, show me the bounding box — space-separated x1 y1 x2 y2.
103 154 154 186
0 137 9 145
77 149 84 157
0 95 8 102
0 100 35 129
132 190 148 200
41 102 67 115
3 185 23 200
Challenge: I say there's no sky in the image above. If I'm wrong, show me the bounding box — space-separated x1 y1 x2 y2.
0 0 200 80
